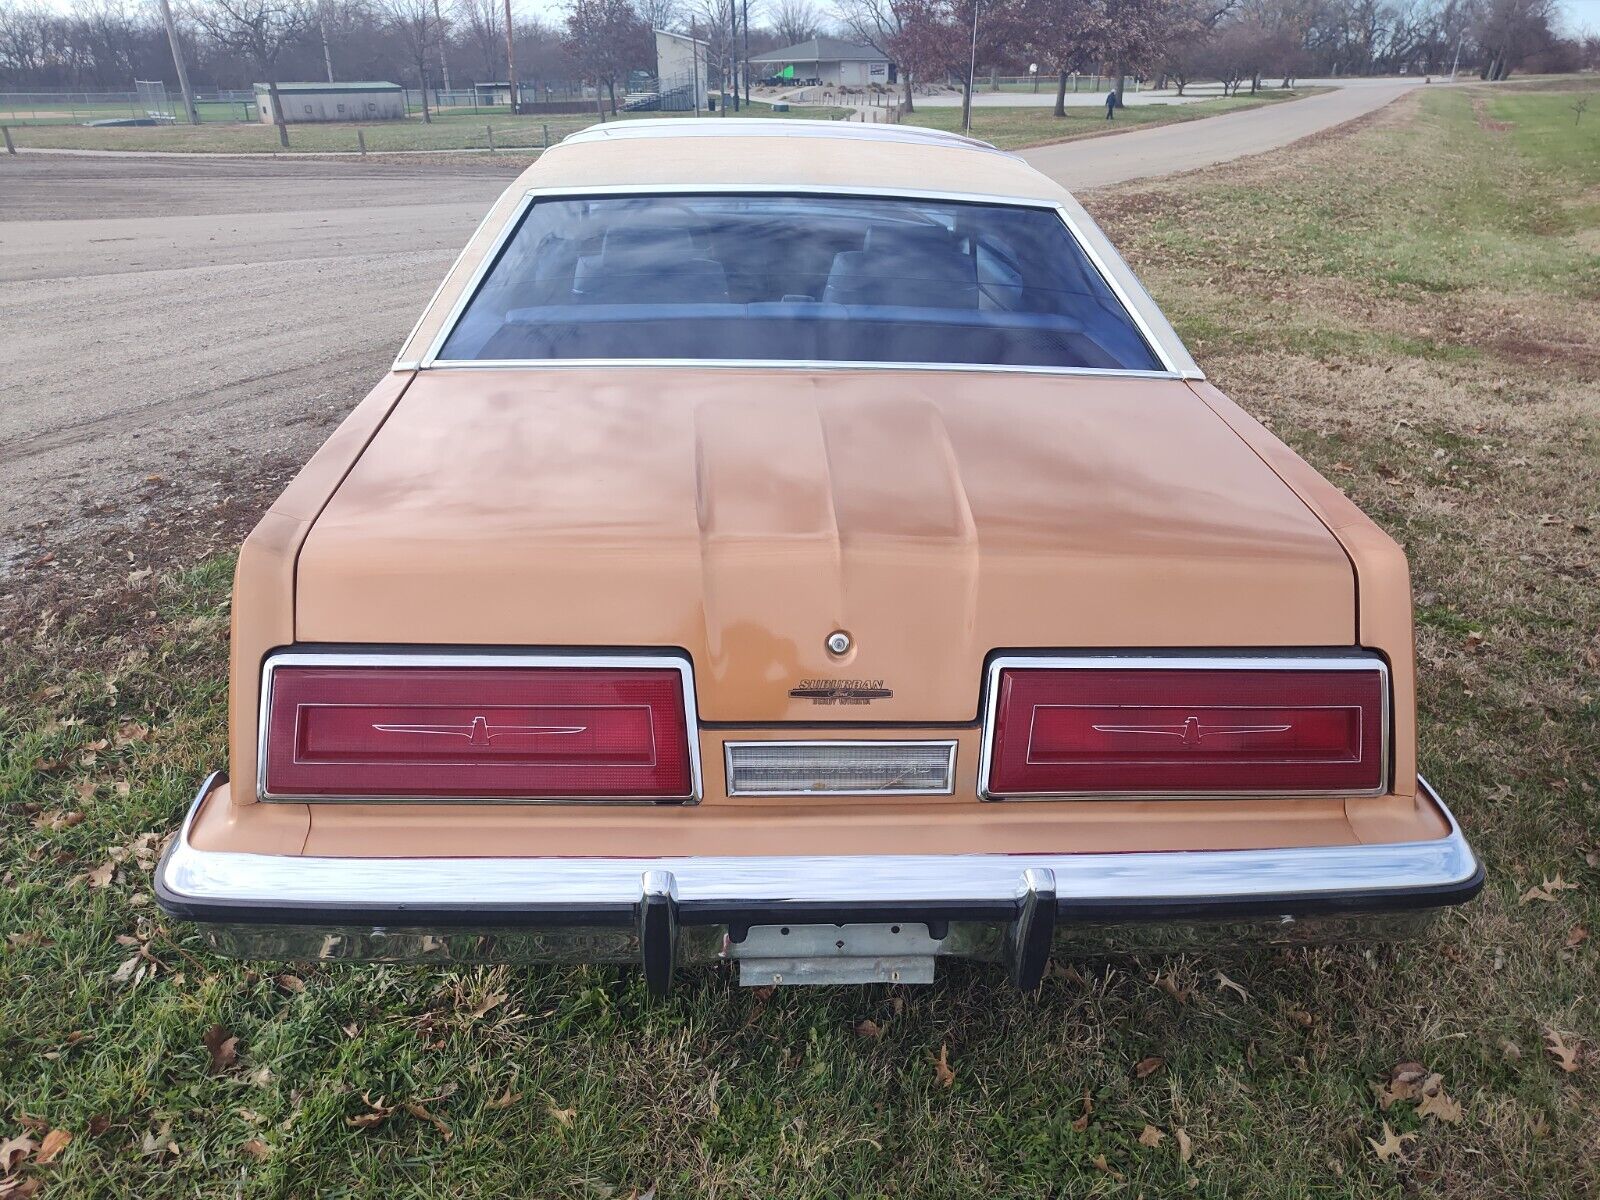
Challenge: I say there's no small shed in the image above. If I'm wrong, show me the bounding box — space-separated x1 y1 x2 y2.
473 81 517 107
255 81 406 124
749 37 893 88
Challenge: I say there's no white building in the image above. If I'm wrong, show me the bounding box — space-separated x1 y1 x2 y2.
749 37 893 88
255 81 406 124
653 29 710 112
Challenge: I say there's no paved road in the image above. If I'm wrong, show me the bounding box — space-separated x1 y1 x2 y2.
0 80 1417 566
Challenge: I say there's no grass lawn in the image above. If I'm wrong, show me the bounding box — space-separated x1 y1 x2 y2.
3 101 855 154
901 87 1324 149
2 80 1598 1197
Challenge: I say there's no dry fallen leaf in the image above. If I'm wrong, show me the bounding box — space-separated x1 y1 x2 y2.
114 720 150 747
240 1138 269 1161
1088 1153 1124 1180
346 1094 395 1131
1520 873 1580 904
0 1134 37 1175
1374 1061 1430 1110
402 1102 452 1141
85 862 114 889
1544 1029 1581 1073
933 1043 955 1089
1215 970 1250 1001
202 1025 239 1074
1154 971 1192 1005
1137 1124 1166 1148
1134 1055 1166 1079
546 1101 577 1128
1071 1090 1092 1132
1499 1038 1522 1060
1175 1127 1193 1163
485 1087 521 1111
275 974 305 994
854 1019 882 1039
33 1130 70 1165
1567 925 1589 950
1416 1085 1464 1124
32 811 84 832
468 990 508 1020
1367 1122 1417 1163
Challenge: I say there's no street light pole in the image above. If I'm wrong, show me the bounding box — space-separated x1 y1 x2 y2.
963 0 979 135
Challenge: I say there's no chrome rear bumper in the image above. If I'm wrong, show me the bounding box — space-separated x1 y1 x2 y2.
156 775 1482 991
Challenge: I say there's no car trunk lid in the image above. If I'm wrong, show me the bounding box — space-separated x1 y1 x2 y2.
294 368 1355 722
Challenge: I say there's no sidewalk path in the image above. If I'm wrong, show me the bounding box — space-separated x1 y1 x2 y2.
1020 77 1422 188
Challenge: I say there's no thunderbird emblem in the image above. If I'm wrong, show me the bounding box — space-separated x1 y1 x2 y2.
372 715 586 746
1092 715 1290 747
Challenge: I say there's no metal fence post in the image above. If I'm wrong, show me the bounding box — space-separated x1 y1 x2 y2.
486 123 495 153
2 126 13 155
357 129 366 156
542 122 550 147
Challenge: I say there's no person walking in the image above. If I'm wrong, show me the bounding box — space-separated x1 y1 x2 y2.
1104 89 1117 120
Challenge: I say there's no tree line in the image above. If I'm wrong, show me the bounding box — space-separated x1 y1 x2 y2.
0 0 1590 103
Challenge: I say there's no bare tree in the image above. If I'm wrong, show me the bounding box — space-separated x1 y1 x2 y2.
634 0 681 31
380 0 439 120
769 0 817 43
1472 0 1555 78
692 0 741 107
565 0 652 114
840 0 925 110
187 0 313 147
455 0 500 79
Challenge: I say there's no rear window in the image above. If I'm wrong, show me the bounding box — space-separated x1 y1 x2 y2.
437 193 1163 371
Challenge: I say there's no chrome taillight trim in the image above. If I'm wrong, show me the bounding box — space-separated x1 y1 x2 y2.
255 649 703 805
976 652 1392 801
723 740 959 797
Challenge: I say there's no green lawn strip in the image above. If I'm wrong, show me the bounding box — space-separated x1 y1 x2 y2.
4 84 1597 1197
5 102 856 154
900 88 1323 150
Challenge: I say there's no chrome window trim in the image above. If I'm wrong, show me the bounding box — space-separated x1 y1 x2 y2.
392 198 508 373
159 774 1478 912
256 649 703 805
416 182 1202 378
976 653 1392 801
723 739 959 797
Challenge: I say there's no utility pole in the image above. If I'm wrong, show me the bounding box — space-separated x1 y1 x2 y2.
690 17 702 111
157 0 200 124
433 0 451 93
318 0 334 82
503 0 518 113
963 0 979 135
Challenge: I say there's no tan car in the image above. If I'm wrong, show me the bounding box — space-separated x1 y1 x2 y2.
157 119 1481 991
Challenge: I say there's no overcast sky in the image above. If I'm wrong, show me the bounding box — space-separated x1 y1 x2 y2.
21 0 1600 41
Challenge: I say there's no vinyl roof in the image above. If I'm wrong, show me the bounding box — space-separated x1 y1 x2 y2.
514 119 1067 204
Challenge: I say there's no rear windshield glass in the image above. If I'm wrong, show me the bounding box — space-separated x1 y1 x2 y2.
438 193 1162 371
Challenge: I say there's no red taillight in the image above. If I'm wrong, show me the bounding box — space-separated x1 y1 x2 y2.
261 658 696 801
982 660 1387 797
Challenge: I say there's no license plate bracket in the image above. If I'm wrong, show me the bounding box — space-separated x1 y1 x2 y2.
732 922 941 986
